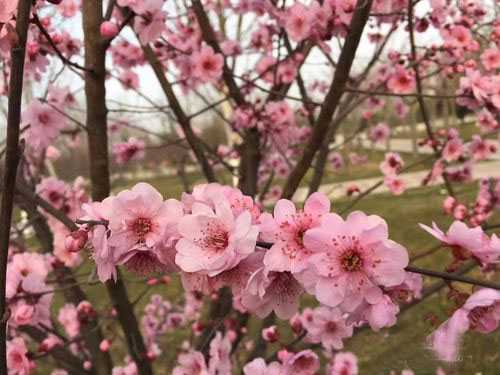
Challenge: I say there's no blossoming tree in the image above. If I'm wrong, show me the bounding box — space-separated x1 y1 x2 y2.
0 0 499 374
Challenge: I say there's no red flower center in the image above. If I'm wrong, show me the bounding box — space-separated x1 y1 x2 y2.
132 217 153 240
340 250 363 272
38 113 50 125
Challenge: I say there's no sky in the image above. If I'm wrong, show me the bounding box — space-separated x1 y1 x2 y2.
0 0 497 140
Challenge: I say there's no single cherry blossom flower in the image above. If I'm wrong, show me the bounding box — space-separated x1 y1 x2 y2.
302 211 409 312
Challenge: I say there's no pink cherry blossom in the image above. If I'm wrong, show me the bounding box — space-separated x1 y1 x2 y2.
385 176 406 195
173 351 208 375
58 303 80 338
7 337 31 375
0 0 18 23
135 2 167 45
419 221 500 265
109 183 178 250
243 358 282 375
303 306 353 350
23 100 67 151
91 183 181 276
119 70 140 90
175 195 258 276
302 211 409 312
259 192 331 273
387 66 416 94
113 137 146 165
443 25 473 49
442 137 464 162
241 268 303 319
428 288 500 361
329 152 344 171
380 152 404 176
481 48 500 71
282 350 320 375
191 46 224 83
369 123 391 144
360 294 400 331
285 3 312 42
326 352 358 375
81 197 122 282
208 332 232 374
468 135 496 161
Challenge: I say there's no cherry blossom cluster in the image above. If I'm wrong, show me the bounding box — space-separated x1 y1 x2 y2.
71 183 425 343
420 220 500 269
112 137 146 165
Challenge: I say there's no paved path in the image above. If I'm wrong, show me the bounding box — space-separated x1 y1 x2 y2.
292 159 500 202
292 134 500 202
112 123 500 202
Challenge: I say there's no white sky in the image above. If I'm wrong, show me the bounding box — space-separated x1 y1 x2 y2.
1 0 496 139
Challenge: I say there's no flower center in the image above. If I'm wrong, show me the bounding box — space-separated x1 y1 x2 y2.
340 250 363 272
202 59 215 71
132 217 153 240
468 305 494 328
326 321 337 333
295 227 307 247
200 222 229 252
38 113 50 125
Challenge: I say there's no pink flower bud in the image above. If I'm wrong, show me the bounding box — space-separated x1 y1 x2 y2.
277 349 292 363
146 351 157 361
99 339 111 352
77 301 96 320
147 278 158 285
83 361 92 370
262 325 279 343
443 196 457 215
65 230 88 253
453 204 468 220
227 330 237 342
100 21 119 39
290 314 303 335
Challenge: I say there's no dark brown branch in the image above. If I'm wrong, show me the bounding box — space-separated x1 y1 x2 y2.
405 265 500 290
15 186 109 374
141 44 217 183
281 0 374 199
0 2 32 371
191 0 260 196
81 2 152 374
20 326 91 375
33 14 91 73
407 2 455 198
344 88 470 99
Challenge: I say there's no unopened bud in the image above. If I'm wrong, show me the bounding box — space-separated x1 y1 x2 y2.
65 230 88 253
100 21 119 39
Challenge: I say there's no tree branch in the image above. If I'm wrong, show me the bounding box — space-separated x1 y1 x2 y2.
81 2 152 374
0 1 32 371
281 0 374 199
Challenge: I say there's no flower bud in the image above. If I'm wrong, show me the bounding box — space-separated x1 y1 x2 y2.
99 339 111 352
262 325 279 343
100 21 119 39
65 230 88 253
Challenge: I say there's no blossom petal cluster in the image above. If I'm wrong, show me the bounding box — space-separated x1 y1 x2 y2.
78 183 416 334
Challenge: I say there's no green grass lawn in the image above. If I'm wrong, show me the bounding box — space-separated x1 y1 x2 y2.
38 175 500 374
